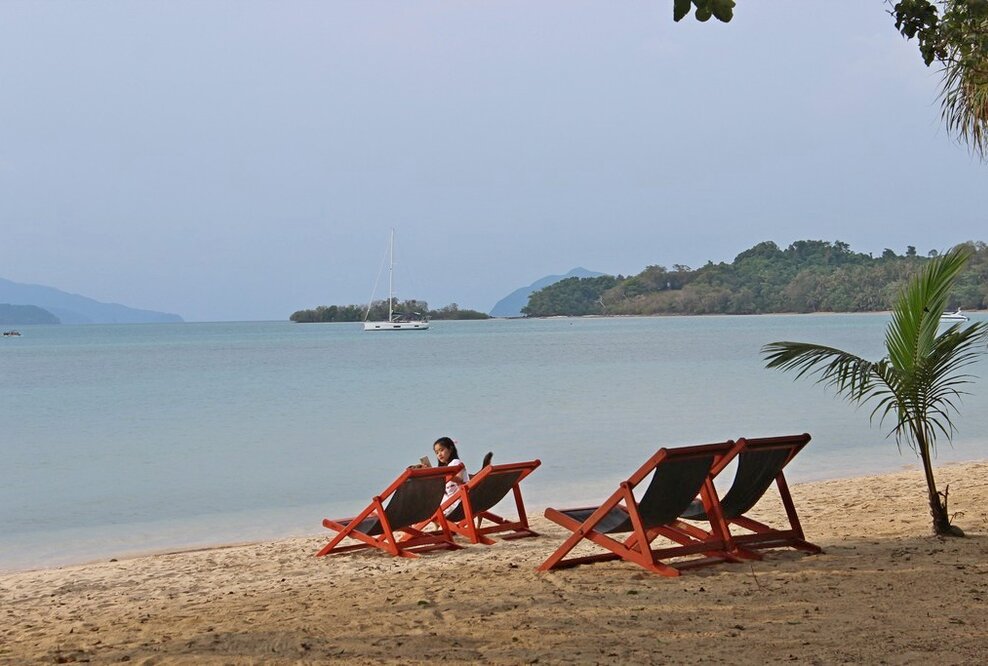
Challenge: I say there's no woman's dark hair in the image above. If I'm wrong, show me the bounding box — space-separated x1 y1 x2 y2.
433 436 460 463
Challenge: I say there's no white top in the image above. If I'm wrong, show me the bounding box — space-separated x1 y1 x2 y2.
444 458 465 501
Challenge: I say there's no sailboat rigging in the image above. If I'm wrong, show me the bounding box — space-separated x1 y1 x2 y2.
363 229 430 331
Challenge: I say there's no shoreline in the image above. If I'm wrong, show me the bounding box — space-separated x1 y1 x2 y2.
3 456 985 576
502 308 988 320
4 461 988 663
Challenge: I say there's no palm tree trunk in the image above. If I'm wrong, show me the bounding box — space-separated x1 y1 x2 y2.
914 426 954 535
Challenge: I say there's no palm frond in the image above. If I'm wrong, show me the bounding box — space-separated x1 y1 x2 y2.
885 247 972 373
940 46 988 161
764 248 986 451
875 319 988 452
935 1 988 161
762 341 882 404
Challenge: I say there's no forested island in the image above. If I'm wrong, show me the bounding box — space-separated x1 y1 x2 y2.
523 240 988 317
290 301 489 323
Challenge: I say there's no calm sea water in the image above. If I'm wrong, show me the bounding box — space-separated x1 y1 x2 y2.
2 315 987 571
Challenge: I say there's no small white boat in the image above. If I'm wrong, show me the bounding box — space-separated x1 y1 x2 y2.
940 308 970 323
363 229 429 332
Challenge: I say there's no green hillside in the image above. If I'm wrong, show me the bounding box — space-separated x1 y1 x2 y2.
522 240 988 317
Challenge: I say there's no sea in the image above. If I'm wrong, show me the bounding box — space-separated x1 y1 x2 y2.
2 314 987 572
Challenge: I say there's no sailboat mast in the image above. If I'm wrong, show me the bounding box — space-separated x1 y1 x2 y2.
363 227 427 331
388 228 395 321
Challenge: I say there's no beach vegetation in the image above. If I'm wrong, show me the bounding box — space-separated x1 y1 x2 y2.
762 246 988 536
676 1 988 161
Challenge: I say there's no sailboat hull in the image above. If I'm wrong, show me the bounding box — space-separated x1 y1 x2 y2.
363 321 430 331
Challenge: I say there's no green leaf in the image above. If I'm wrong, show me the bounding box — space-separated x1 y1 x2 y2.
712 0 735 22
673 0 692 22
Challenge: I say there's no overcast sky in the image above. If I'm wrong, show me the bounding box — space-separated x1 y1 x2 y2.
1 1 985 322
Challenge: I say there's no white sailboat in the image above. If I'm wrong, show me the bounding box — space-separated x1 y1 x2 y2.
363 229 430 331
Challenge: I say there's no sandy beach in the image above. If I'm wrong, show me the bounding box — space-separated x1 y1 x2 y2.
3 461 988 665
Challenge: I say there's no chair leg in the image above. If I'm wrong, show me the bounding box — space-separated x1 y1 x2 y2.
538 508 592 571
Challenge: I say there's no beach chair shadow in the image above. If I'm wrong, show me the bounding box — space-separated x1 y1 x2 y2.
538 441 740 577
678 433 822 558
439 459 542 545
315 464 464 559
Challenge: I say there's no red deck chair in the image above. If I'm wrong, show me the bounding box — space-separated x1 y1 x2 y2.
315 464 464 559
438 459 541 545
678 433 822 557
538 441 740 577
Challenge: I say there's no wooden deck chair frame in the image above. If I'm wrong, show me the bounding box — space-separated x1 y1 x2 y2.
538 442 740 577
677 433 822 558
438 459 542 545
315 464 464 559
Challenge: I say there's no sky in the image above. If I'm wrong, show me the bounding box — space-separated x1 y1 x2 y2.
1 1 985 322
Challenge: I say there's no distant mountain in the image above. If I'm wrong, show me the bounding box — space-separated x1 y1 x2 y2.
489 267 606 317
0 278 183 324
0 303 60 325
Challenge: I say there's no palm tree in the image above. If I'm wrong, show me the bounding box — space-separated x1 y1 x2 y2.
934 1 988 161
762 246 987 536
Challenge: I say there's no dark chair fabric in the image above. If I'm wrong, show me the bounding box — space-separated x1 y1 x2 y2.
678 434 822 557
539 442 739 577
349 474 449 535
436 460 541 544
316 465 464 559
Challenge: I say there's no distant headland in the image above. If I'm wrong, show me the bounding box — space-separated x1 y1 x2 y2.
0 278 183 324
0 303 60 325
